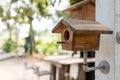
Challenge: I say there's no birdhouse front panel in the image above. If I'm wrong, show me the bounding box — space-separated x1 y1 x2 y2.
61 28 74 50
73 33 100 51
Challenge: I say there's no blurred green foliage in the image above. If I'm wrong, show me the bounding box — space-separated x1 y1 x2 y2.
0 0 81 55
37 0 50 17
32 31 68 55
69 0 83 5
3 38 17 52
56 10 70 19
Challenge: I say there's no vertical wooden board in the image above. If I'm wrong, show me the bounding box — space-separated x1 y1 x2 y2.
58 68 66 80
70 9 82 19
115 0 120 80
81 3 95 21
86 63 95 80
96 0 115 80
50 64 56 80
77 64 86 80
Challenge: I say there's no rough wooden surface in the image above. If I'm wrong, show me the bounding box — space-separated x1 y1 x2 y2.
115 0 120 80
44 55 95 80
74 33 100 51
52 19 113 34
50 64 56 80
52 19 113 51
96 0 115 80
62 0 95 12
44 55 95 65
61 28 73 50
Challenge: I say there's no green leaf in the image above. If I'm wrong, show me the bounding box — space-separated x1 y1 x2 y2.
69 0 83 5
11 0 18 3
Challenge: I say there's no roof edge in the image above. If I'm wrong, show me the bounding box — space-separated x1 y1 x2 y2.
52 19 76 33
62 0 95 12
52 19 63 33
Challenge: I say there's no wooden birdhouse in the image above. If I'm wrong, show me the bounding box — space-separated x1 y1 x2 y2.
52 19 113 51
62 0 95 21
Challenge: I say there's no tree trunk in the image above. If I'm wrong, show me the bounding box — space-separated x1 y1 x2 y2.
29 21 34 55
7 23 12 39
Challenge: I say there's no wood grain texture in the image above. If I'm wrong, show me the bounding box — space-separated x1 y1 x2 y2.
52 19 113 51
62 0 95 12
61 28 73 50
44 55 95 65
52 19 113 34
96 0 115 80
115 0 120 80
81 3 95 21
73 33 100 51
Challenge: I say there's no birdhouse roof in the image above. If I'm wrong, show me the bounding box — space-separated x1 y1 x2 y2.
52 19 113 34
62 0 95 12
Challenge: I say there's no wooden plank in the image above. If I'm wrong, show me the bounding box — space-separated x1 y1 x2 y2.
58 65 70 80
44 55 95 65
70 9 82 19
70 2 95 21
63 19 113 34
81 3 95 21
52 21 66 33
86 63 95 80
58 68 66 80
50 64 56 80
52 19 113 34
77 64 86 80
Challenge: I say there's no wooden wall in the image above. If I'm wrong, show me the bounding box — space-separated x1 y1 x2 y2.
115 0 120 80
70 2 95 21
96 0 115 80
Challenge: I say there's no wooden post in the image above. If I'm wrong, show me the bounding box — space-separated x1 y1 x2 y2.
77 64 86 80
115 1 120 80
50 64 56 80
96 0 114 80
58 65 70 80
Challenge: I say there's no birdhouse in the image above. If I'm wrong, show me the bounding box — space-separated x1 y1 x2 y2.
62 0 95 20
52 19 113 51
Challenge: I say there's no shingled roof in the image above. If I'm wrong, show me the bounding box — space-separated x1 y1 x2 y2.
52 19 113 34
62 0 95 12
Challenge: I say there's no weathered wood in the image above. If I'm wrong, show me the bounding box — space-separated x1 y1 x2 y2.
62 0 95 12
96 1 114 80
52 19 113 51
61 28 73 50
58 65 70 80
44 55 95 65
62 0 95 21
73 34 100 51
86 63 95 80
44 55 95 80
52 19 113 34
58 68 66 80
50 64 56 80
80 2 95 21
70 8 82 20
70 2 95 21
77 64 86 80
